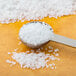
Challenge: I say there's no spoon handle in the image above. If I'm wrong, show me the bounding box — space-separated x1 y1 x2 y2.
51 34 76 48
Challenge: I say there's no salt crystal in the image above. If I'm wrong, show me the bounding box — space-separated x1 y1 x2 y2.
55 67 56 69
48 50 53 52
18 41 22 45
52 63 55 66
14 48 18 51
57 58 60 61
6 48 60 70
55 53 59 56
48 46 53 49
50 55 56 60
31 50 34 52
46 64 49 68
6 60 16 65
51 67 54 69
53 52 55 54
49 64 52 67
54 49 59 52
25 51 30 53
8 52 11 54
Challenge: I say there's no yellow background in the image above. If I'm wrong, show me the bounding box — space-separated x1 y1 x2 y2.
0 15 76 76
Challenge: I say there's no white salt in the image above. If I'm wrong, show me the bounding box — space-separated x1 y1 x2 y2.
25 51 30 53
18 41 22 45
19 22 54 48
55 53 59 56
8 52 11 54
7 51 59 70
55 67 56 69
6 47 60 70
31 50 34 52
6 60 16 65
49 55 56 60
57 58 60 61
0 0 76 23
14 48 18 51
51 67 54 69
54 49 59 52
52 63 55 66
49 64 52 67
48 46 53 49
48 50 53 52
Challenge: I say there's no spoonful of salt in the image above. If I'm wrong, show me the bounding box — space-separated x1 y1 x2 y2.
19 21 76 48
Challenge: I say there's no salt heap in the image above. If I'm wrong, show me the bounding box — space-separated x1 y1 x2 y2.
19 22 54 48
0 0 76 23
6 46 60 70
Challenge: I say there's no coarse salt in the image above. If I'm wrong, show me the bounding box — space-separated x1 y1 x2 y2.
0 0 76 23
6 60 16 65
8 52 11 54
6 47 60 70
18 41 22 45
19 22 54 48
48 50 53 52
54 49 59 52
55 53 59 56
14 48 18 51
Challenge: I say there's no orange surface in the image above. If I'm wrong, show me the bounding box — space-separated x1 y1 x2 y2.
0 15 76 76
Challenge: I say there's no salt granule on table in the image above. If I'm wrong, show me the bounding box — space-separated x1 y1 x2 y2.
6 47 60 70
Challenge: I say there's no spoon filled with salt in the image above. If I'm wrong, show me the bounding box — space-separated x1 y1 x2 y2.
19 21 76 48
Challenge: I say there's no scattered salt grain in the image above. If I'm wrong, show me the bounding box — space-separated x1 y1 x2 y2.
8 52 11 54
55 53 59 56
49 55 56 60
52 63 55 66
6 47 60 70
31 50 34 52
53 52 55 55
51 67 54 70
18 41 22 45
46 64 49 68
14 48 18 51
25 51 30 53
6 60 16 65
54 49 59 52
49 64 52 67
55 67 56 69
48 50 53 52
57 58 60 61
48 46 53 49
8 51 59 69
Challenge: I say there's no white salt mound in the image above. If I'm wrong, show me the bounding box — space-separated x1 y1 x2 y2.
19 22 54 48
6 46 60 70
11 51 59 69
0 0 76 23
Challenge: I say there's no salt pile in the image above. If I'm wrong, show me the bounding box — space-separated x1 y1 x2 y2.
19 22 54 48
6 46 60 70
0 0 76 23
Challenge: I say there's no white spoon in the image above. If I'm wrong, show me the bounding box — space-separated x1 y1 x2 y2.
19 21 76 48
